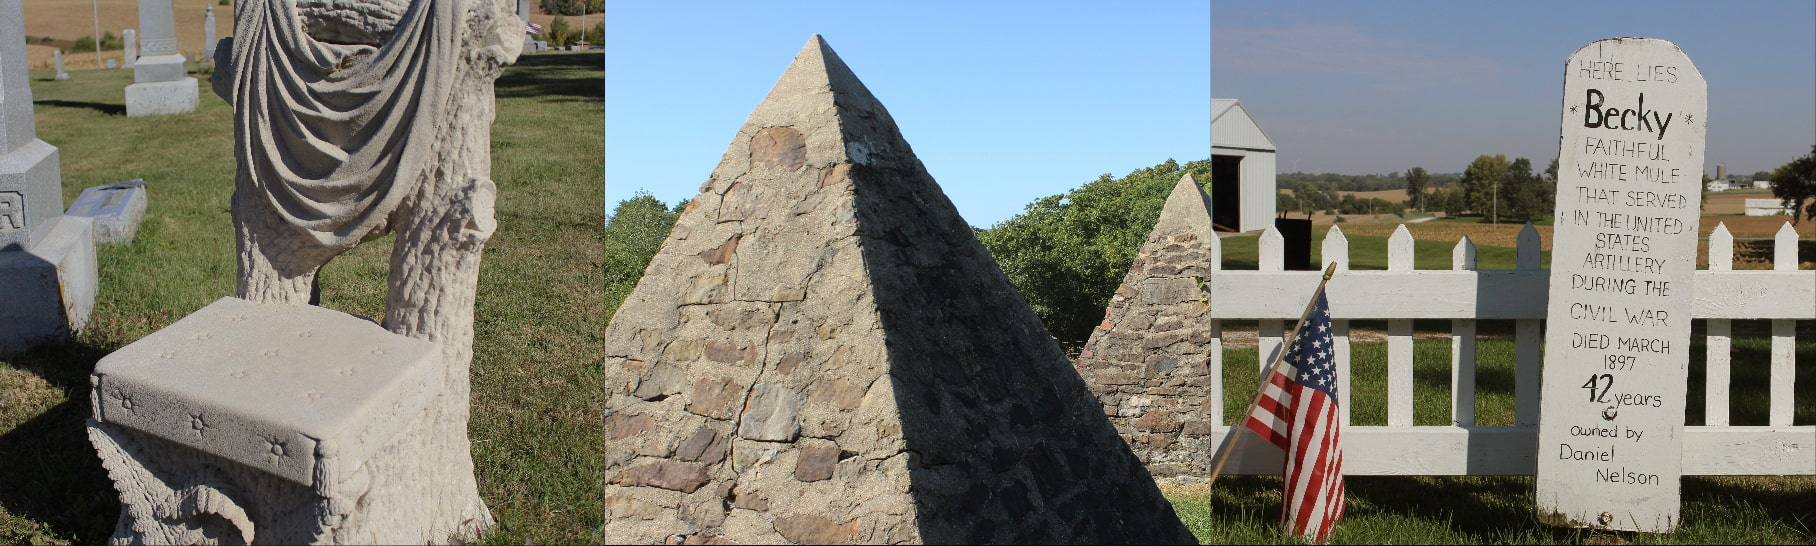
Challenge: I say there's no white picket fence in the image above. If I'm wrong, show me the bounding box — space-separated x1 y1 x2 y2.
1204 221 1815 476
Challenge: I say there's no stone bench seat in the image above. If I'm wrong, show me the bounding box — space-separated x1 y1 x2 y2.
92 297 440 490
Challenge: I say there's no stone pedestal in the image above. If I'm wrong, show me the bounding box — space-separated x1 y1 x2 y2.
88 297 461 544
128 0 195 116
126 78 200 118
66 180 148 244
2 0 99 356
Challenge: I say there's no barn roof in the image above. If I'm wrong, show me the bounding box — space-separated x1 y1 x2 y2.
1211 98 1277 152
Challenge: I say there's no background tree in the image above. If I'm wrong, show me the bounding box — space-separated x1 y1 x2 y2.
1404 166 1429 211
584 20 603 47
1769 145 1816 225
1435 185 1466 217
1752 170 1773 182
976 159 1211 347
1460 154 1511 219
545 15 572 47
1498 157 1554 223
539 0 598 16
604 192 683 319
1546 158 1560 183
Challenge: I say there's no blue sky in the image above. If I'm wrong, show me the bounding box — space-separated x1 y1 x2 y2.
605 1 1210 228
1214 0 1815 177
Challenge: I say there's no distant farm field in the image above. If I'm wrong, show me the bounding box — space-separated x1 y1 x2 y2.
18 1 579 71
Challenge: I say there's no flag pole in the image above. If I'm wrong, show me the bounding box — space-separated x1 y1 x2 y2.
1205 261 1339 486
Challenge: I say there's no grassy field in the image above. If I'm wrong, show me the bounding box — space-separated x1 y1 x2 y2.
1171 332 1815 544
0 52 603 545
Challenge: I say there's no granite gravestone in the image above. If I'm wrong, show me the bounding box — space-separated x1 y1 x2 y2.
517 0 532 53
1077 173 1220 482
1534 37 1706 533
0 0 97 357
52 49 67 80
88 1 524 543
125 0 198 117
600 35 1193 545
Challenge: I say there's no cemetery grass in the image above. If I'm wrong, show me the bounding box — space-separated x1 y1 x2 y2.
1170 332 1815 544
0 53 604 545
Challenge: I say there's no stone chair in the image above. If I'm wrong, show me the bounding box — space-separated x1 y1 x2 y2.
88 298 447 544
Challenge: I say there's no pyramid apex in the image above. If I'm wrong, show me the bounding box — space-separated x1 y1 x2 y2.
1151 172 1214 238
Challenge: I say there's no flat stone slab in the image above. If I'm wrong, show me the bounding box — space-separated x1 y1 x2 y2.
65 180 147 244
91 297 441 488
124 77 198 117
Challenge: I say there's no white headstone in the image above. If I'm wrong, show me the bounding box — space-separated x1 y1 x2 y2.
125 0 197 117
65 179 148 244
1 0 98 356
123 29 137 69
105 58 116 69
53 49 68 80
202 7 216 60
1535 37 1706 533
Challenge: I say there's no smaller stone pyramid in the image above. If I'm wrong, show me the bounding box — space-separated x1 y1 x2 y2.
600 36 1195 544
1077 173 1219 481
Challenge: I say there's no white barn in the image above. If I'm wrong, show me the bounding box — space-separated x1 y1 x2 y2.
1211 99 1277 232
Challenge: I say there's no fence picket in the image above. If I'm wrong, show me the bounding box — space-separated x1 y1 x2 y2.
1326 225 1353 425
1452 237 1478 426
1771 223 1798 426
1388 226 1415 427
1210 319 1224 427
1515 223 1542 427
1706 223 1733 426
1259 226 1285 377
1209 229 1223 271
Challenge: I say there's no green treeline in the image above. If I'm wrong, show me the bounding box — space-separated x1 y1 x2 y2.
1281 156 1559 224
539 0 602 16
1276 171 1461 192
68 32 125 53
602 159 1210 347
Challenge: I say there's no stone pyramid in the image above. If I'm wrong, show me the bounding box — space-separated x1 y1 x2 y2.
601 35 1194 544
1076 174 1219 482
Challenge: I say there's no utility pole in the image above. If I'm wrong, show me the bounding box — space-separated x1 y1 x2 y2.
92 0 103 67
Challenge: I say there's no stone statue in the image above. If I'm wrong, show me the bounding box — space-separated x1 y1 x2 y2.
88 0 523 543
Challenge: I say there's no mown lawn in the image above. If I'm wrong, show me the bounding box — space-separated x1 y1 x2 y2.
1 52 603 545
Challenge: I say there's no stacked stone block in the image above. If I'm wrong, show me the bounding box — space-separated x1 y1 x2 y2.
1077 174 1220 482
601 35 1194 545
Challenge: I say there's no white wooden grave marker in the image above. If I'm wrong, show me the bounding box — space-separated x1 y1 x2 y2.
1535 37 1705 533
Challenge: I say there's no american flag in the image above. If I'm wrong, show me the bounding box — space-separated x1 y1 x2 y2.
1242 290 1345 543
525 22 543 35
